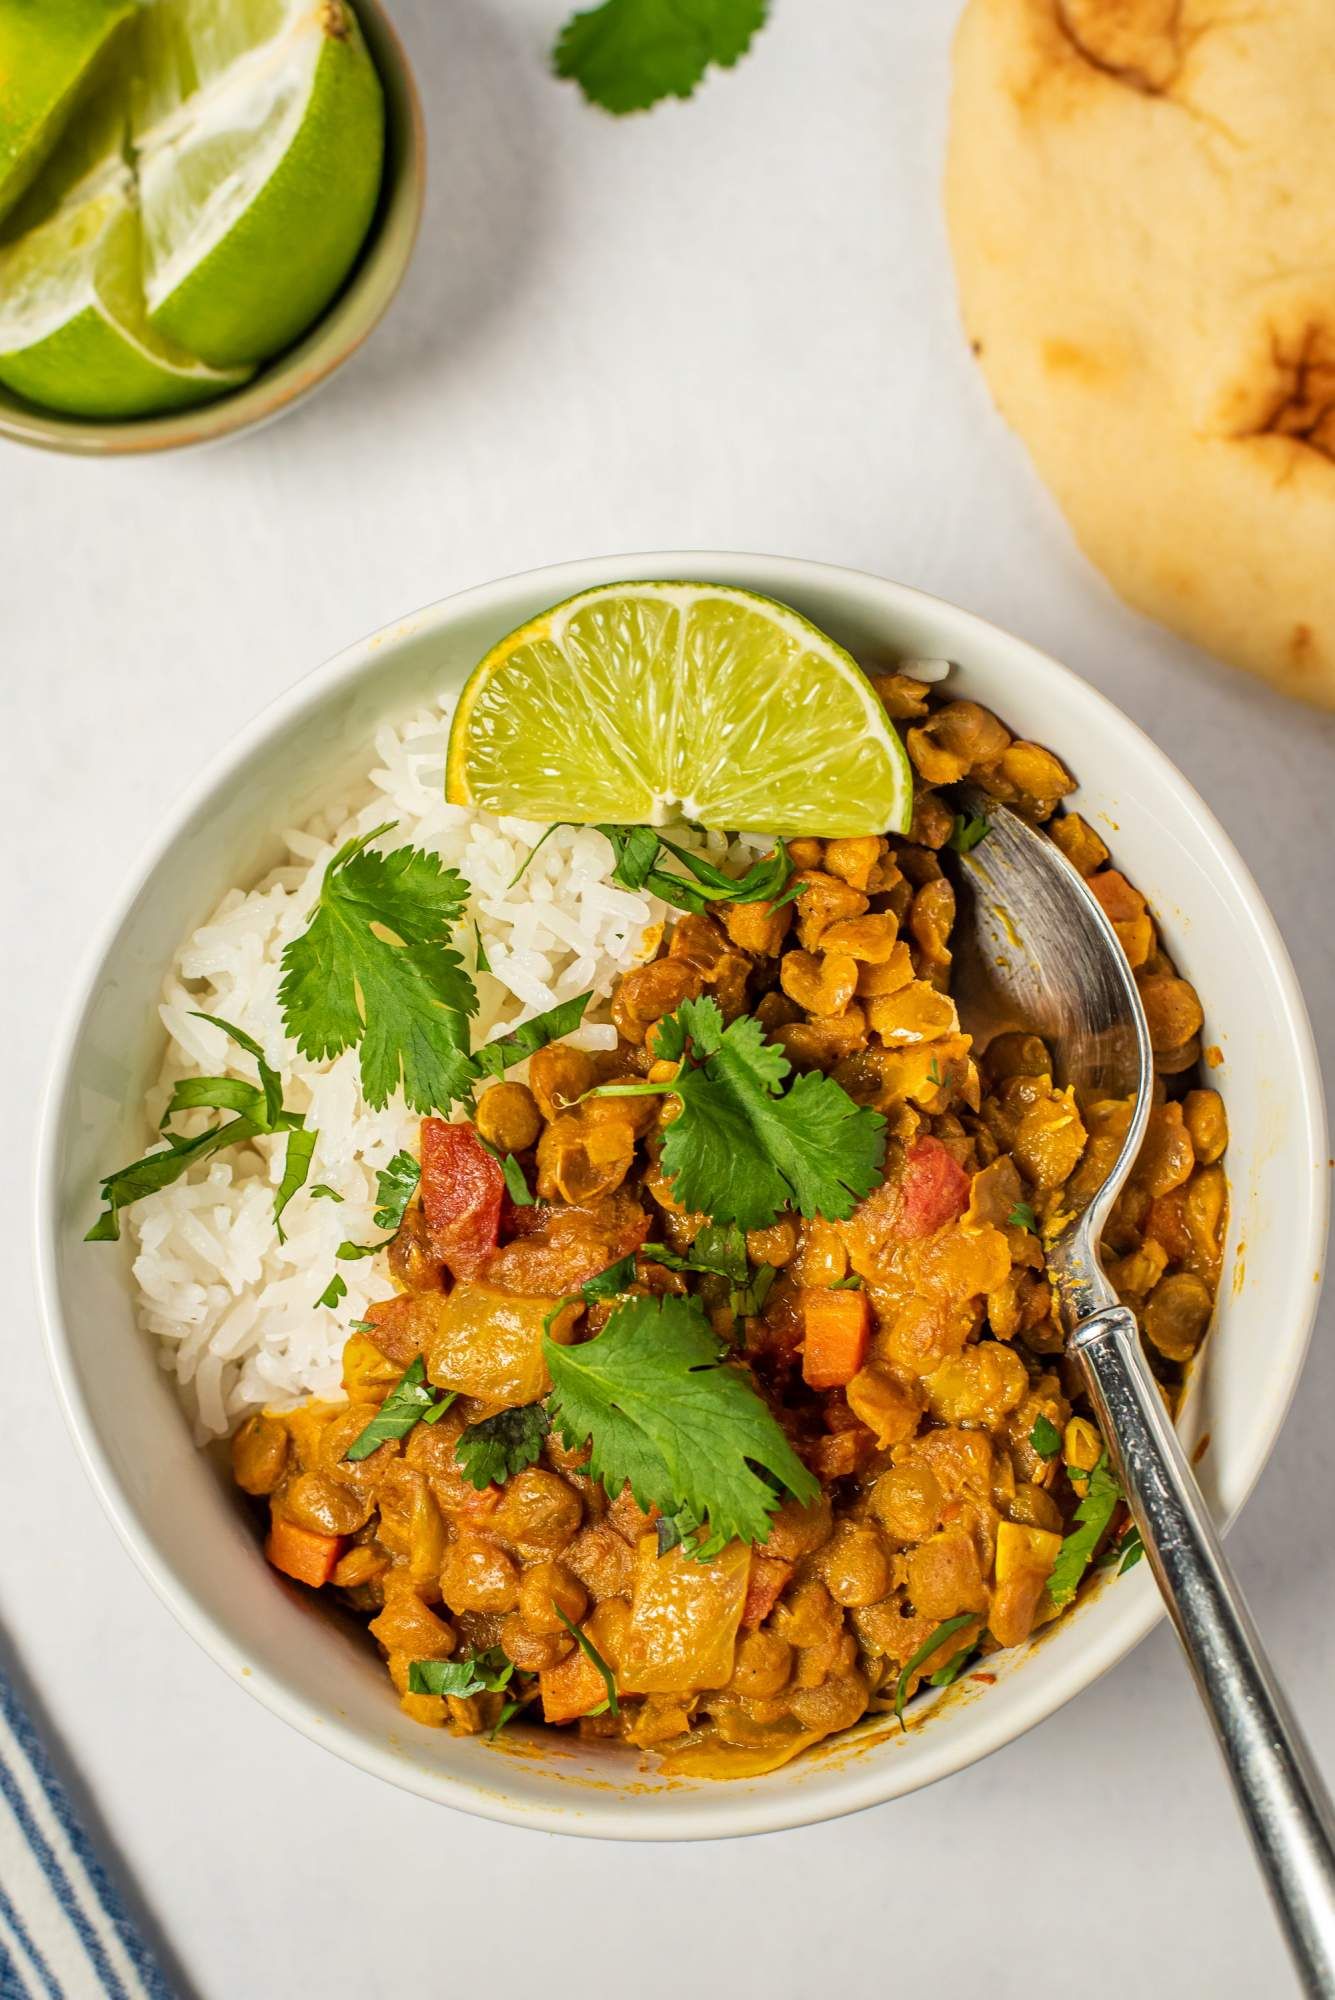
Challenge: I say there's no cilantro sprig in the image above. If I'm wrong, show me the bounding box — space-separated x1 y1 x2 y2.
544 1292 818 1551
1029 1414 1062 1458
279 823 477 1114
592 996 885 1230
554 0 768 115
87 1013 316 1243
1047 1450 1121 1607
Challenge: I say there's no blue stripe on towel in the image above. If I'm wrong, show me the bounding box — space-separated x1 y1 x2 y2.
0 1666 175 2000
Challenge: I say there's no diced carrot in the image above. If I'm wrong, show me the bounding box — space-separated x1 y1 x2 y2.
419 1118 504 1279
801 1287 871 1389
265 1516 344 1588
540 1641 610 1725
742 1557 794 1630
898 1135 971 1239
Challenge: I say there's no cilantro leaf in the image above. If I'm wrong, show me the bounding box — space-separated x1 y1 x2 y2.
553 1606 619 1715
87 1013 314 1242
597 825 798 916
641 997 885 1229
408 1648 514 1698
948 813 990 856
278 822 476 1114
554 0 768 115
317 1273 348 1311
544 1292 818 1548
455 1403 551 1489
473 921 492 974
344 1357 456 1461
500 1152 534 1205
1029 1413 1062 1458
894 1613 977 1725
1047 1451 1121 1608
309 1184 343 1202
1008 1201 1038 1233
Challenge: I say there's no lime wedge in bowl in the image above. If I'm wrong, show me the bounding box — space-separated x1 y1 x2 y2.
0 164 250 418
446 584 913 837
0 0 138 224
133 0 385 368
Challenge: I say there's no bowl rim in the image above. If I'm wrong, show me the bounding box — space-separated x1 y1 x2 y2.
0 0 425 458
34 550 1330 1838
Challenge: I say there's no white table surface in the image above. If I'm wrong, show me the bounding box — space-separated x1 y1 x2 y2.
5 2 1334 1993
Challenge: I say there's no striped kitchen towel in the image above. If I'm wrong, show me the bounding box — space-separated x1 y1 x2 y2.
0 1665 175 2000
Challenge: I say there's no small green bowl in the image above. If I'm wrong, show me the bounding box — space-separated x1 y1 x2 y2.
0 0 425 457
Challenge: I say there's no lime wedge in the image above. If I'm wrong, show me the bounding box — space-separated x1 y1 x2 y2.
132 0 385 368
0 164 251 418
446 584 914 837
0 0 137 225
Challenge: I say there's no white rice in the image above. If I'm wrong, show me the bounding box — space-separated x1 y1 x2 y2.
130 693 773 1441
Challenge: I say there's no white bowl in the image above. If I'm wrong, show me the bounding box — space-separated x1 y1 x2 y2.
35 553 1328 1839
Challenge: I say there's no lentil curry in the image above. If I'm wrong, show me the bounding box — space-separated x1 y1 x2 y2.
230 678 1226 1778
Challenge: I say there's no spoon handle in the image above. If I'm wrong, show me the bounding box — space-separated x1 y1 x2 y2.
1071 1303 1335 1997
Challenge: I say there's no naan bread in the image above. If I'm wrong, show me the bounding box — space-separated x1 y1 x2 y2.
946 0 1335 706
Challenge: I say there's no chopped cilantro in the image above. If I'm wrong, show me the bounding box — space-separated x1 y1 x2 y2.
473 921 492 973
948 813 990 855
1047 1451 1121 1607
344 1357 455 1461
278 822 477 1115
408 1648 514 1698
348 1318 376 1333
500 1152 534 1205
544 1292 819 1550
554 0 768 115
470 996 591 1082
372 1151 421 1233
894 1614 977 1724
1008 1201 1038 1233
553 1606 618 1716
597 826 800 916
455 1404 551 1489
87 1012 315 1243
317 1273 348 1311
926 1056 943 1087
309 1184 343 1203
1117 1525 1145 1575
1029 1414 1062 1458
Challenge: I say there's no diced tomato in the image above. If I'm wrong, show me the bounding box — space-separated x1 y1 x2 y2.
419 1117 505 1279
742 1556 794 1629
898 1135 970 1240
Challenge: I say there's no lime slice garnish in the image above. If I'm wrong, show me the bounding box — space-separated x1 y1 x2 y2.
132 0 385 368
446 583 914 837
0 164 250 419
0 0 137 226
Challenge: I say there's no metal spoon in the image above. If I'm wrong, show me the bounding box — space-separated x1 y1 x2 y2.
947 789 1335 1996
